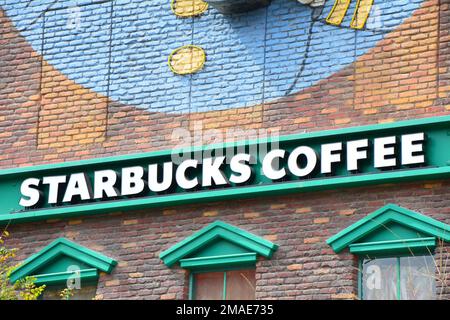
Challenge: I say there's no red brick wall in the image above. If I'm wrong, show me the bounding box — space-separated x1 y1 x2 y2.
1 0 449 300
0 0 449 167
5 181 450 300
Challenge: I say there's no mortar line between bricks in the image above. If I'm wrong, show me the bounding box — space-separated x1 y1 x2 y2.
261 5 269 126
437 0 442 102
189 15 194 118
105 0 114 138
353 20 357 119
46 0 112 12
19 0 57 33
285 5 325 97
36 10 46 147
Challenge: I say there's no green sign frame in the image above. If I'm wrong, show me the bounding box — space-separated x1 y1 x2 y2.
1 115 450 225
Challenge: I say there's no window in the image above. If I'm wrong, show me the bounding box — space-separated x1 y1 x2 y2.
327 204 450 300
361 255 436 300
192 269 256 300
160 221 278 300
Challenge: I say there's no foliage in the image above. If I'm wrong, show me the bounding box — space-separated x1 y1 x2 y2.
0 230 46 300
60 287 74 300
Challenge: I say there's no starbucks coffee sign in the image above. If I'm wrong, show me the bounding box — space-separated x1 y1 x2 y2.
1 116 450 224
19 132 426 208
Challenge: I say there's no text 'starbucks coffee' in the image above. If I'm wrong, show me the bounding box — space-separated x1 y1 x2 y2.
19 132 425 208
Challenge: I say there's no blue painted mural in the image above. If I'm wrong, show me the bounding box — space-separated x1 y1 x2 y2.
1 0 424 113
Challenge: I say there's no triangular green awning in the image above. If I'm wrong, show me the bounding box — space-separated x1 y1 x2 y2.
327 204 450 254
10 238 117 285
160 221 278 269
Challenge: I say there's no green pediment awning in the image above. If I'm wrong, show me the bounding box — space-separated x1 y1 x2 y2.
327 204 450 255
10 238 117 285
160 221 278 269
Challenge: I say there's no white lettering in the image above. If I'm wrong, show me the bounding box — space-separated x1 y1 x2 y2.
42 175 66 204
176 159 199 190
229 154 253 184
288 146 317 177
374 136 397 168
401 133 425 166
148 162 174 193
63 173 92 202
202 156 228 187
347 139 369 172
94 170 118 199
262 149 286 180
19 178 41 207
321 142 342 174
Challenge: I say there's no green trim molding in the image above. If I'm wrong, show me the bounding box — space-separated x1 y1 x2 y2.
9 238 117 285
1 115 450 225
160 221 278 269
349 237 437 256
180 253 258 270
33 268 99 286
327 204 450 255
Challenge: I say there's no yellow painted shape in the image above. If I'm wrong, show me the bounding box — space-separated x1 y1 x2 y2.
350 0 374 29
171 0 208 17
326 0 352 26
168 45 206 75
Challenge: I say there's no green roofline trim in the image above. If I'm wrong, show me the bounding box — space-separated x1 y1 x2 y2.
9 238 117 284
160 221 278 268
2 115 450 178
326 204 450 253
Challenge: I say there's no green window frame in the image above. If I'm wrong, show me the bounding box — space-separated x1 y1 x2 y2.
327 204 450 300
189 271 224 301
188 268 256 300
357 254 437 300
160 221 278 300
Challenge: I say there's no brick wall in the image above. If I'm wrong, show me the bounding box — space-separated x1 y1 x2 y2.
0 0 449 300
5 181 450 300
1 0 449 166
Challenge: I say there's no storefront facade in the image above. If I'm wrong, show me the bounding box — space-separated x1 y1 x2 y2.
0 0 449 300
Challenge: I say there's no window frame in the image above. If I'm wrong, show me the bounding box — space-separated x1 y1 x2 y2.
355 239 437 300
188 267 256 300
160 221 278 300
327 204 449 300
358 253 437 300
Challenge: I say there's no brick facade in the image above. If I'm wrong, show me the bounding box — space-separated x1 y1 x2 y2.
4 181 450 299
0 0 449 300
